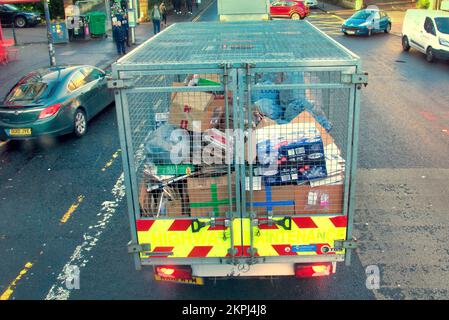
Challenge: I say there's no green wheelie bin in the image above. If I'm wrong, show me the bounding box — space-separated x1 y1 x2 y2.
87 12 107 38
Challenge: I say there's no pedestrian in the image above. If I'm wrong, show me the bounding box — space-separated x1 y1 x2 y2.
159 1 167 27
150 3 162 35
173 0 180 14
112 20 126 55
186 0 192 14
121 14 130 47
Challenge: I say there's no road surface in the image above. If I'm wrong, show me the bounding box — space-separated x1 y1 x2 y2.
1 2 448 300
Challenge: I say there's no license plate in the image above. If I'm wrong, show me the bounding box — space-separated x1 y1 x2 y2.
346 30 356 35
154 274 204 285
8 128 32 136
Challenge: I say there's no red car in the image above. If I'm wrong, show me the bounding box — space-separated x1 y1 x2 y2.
270 0 310 20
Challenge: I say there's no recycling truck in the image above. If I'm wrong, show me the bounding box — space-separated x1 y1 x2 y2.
109 20 367 285
218 0 270 21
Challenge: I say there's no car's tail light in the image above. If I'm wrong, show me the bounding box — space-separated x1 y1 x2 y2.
155 265 193 280
39 103 62 119
294 263 333 278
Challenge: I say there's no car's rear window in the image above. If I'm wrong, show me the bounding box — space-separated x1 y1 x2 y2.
5 82 48 102
435 17 449 35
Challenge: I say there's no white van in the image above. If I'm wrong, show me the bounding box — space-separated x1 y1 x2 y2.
402 9 449 62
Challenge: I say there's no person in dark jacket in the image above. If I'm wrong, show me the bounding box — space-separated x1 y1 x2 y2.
121 14 130 47
112 20 126 55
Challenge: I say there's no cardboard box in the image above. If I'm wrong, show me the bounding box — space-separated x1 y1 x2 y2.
247 184 295 216
168 91 215 131
294 184 344 214
165 199 184 217
187 174 235 217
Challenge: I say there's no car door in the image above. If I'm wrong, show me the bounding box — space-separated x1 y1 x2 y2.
81 67 111 116
0 5 13 25
379 11 389 31
421 17 437 52
270 1 288 17
67 69 92 118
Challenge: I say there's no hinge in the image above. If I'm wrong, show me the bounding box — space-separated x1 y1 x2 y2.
127 241 151 254
334 239 358 250
341 72 368 87
107 79 133 89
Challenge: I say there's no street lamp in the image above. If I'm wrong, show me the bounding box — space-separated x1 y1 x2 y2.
43 0 56 66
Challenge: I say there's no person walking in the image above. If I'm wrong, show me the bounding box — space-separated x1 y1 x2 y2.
112 20 126 55
159 2 167 27
121 13 130 47
173 0 180 14
150 3 162 35
186 0 193 14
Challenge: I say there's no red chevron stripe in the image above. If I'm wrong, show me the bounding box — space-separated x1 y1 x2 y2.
329 216 347 228
151 246 174 258
292 217 318 229
188 246 213 257
258 218 279 229
272 244 297 256
208 219 227 231
136 220 155 232
168 219 192 231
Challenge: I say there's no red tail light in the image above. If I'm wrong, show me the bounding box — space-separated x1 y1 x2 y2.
38 103 62 119
294 263 333 278
155 265 193 280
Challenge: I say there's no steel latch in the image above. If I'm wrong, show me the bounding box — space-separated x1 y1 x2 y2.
341 72 368 87
334 239 358 250
127 241 151 254
253 216 292 230
191 218 231 233
107 79 133 89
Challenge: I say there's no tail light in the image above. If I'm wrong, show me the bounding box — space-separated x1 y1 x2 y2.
294 263 333 278
155 265 193 280
39 103 62 119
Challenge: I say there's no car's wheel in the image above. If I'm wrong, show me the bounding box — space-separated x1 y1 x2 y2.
426 47 434 63
402 36 410 51
73 109 87 138
291 13 300 20
385 23 391 33
14 16 27 28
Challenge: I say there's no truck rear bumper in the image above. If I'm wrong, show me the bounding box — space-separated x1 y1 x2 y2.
192 262 336 278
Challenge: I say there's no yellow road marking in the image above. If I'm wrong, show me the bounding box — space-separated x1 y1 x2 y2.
60 195 85 224
331 14 345 22
192 0 215 22
101 149 121 172
0 262 33 300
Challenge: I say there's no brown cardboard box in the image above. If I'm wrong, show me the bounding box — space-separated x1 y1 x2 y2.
168 91 215 131
248 185 296 216
187 174 235 217
293 184 344 214
166 199 184 217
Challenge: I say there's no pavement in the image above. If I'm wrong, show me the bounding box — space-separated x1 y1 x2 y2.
1 0 449 300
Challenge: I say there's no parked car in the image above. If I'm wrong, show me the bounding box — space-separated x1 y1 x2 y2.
0 65 114 141
402 9 449 62
0 4 41 28
304 0 318 8
341 9 391 36
270 0 310 20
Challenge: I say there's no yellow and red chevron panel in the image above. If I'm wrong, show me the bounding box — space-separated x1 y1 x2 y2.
250 216 348 257
135 218 234 259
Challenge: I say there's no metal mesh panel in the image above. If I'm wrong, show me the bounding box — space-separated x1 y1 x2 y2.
119 21 356 66
245 70 350 217
125 73 237 219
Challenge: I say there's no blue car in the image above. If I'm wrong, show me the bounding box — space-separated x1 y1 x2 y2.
341 9 392 36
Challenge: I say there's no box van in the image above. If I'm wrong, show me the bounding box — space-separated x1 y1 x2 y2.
402 9 449 62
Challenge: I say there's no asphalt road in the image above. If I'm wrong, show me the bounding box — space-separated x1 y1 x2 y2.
1 2 448 300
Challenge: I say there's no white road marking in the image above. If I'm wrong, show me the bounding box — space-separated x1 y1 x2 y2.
45 173 125 300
